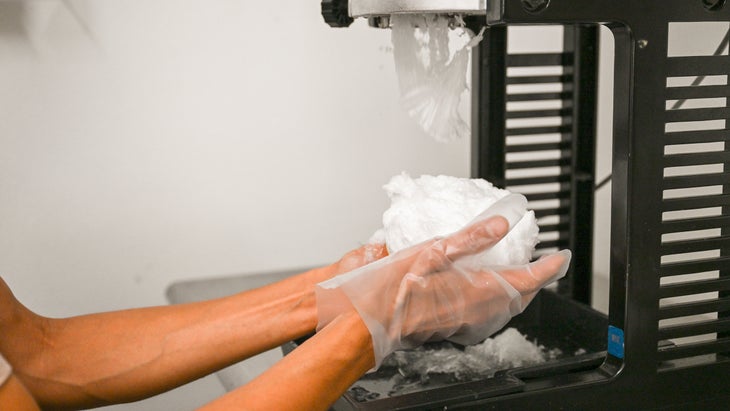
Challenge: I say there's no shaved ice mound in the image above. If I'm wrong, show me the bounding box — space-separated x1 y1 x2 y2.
372 173 539 266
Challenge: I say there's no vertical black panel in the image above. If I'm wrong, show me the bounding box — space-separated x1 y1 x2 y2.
560 24 599 304
470 25 507 187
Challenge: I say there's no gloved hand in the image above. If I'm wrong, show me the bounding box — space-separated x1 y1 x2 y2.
315 194 571 369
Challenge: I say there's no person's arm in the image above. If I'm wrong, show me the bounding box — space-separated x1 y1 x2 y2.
200 213 568 411
0 374 41 411
0 351 40 410
198 310 373 411
0 244 386 410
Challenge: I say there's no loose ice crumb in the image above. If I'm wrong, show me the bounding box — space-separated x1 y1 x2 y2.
348 328 566 400
372 173 539 266
383 328 560 382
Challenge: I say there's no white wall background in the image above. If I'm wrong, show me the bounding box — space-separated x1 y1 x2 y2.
0 2 619 410
0 1 475 315
0 1 472 409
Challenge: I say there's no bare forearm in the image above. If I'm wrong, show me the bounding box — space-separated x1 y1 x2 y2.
199 311 374 411
0 244 387 409
3 267 332 409
0 374 41 411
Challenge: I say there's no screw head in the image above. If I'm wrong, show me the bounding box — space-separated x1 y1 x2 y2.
521 0 550 13
703 0 726 10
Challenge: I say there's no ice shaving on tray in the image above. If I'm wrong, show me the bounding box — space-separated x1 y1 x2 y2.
349 328 563 401
391 14 484 142
384 328 561 380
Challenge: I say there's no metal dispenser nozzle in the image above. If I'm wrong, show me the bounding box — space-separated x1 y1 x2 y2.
321 0 487 27
350 0 487 18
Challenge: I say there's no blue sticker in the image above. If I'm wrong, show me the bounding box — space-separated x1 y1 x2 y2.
607 325 625 359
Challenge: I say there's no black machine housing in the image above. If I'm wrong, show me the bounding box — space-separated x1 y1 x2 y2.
316 1 730 409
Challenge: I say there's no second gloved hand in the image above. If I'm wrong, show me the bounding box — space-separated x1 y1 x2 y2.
315 195 571 369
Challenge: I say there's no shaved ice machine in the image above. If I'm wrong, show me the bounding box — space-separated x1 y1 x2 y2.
309 0 730 409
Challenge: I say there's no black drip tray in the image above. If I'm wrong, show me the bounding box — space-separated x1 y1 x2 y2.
283 290 608 411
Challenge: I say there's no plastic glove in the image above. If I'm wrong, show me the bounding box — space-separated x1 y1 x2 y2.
315 194 571 369
331 243 389 276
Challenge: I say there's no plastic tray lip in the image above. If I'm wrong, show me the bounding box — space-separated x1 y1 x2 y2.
338 373 525 411
499 351 608 379
340 351 610 410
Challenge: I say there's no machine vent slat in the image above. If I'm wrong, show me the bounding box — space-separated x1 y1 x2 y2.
506 108 572 119
506 134 572 143
662 193 730 212
663 172 730 190
666 55 730 77
506 141 572 153
659 256 730 277
660 278 730 299
525 191 571 202
538 221 571 233
506 158 571 170
506 52 572 67
506 175 572 186
661 235 730 255
506 75 573 85
663 151 730 167
656 337 730 362
658 318 730 340
664 129 730 145
661 215 730 234
505 125 572 136
535 239 570 249
507 92 572 102
658 296 730 320
534 206 571 219
665 107 730 123
665 84 730 100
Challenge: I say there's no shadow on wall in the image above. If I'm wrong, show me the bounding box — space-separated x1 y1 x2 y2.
0 2 27 37
0 0 97 54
